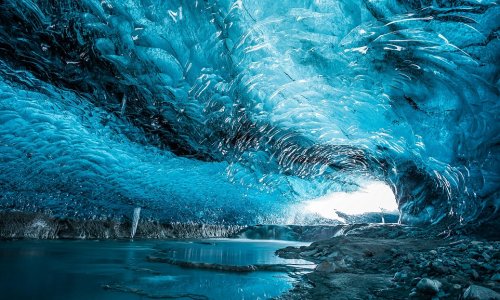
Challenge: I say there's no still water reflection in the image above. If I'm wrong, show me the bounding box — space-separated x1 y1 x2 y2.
0 239 312 300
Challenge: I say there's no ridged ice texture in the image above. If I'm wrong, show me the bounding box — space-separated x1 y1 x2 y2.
0 0 498 225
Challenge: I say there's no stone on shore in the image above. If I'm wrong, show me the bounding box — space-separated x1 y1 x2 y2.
416 278 442 295
463 285 500 300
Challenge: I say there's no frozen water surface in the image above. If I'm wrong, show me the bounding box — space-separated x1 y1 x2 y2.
0 239 312 300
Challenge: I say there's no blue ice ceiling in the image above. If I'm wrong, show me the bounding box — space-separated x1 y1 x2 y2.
0 0 498 225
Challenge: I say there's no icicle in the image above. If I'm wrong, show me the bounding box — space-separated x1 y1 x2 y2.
120 95 127 117
131 207 141 239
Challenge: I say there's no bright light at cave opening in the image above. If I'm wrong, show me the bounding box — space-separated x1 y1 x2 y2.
304 182 398 221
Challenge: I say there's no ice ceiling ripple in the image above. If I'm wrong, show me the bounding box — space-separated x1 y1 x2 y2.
0 0 498 225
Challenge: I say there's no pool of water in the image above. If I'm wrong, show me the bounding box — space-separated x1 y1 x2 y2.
0 239 312 300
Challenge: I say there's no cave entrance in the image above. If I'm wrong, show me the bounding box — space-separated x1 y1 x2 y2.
303 181 399 223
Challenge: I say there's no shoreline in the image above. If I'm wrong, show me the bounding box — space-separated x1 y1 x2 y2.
275 225 500 299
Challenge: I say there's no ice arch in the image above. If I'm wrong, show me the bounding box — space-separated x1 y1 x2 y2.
0 0 498 226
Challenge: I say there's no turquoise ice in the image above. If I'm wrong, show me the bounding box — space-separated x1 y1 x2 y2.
0 0 498 225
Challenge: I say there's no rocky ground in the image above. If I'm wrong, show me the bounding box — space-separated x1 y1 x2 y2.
276 224 500 300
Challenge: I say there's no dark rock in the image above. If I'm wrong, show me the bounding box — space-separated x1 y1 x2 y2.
481 263 495 271
416 278 442 295
327 251 339 258
463 285 500 300
431 261 449 274
482 253 491 262
470 269 480 280
393 271 408 282
409 291 418 298
411 277 422 286
301 249 318 257
315 261 338 273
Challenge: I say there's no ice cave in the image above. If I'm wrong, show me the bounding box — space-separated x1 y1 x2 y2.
0 0 498 299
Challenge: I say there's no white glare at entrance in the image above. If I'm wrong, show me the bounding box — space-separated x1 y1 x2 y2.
304 182 398 221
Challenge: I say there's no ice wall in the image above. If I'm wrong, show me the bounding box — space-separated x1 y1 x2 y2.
0 0 498 225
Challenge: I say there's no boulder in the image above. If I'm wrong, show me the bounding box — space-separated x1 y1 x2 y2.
416 278 442 295
463 285 500 300
315 261 338 273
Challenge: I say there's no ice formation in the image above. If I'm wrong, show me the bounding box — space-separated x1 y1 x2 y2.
131 207 141 239
0 0 498 225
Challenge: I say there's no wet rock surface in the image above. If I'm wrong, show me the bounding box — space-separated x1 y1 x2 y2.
276 224 500 300
463 285 500 300
236 222 427 242
146 255 299 273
